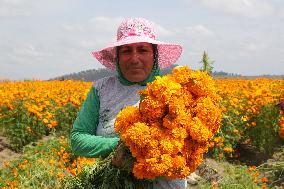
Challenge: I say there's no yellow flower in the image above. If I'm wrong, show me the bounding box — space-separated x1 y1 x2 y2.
223 147 233 153
242 116 249 122
42 118 49 124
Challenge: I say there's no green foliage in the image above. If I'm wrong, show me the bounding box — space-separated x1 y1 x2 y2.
208 97 282 161
0 99 48 151
200 51 214 74
54 102 79 136
244 104 281 155
0 99 79 151
257 161 284 187
208 98 245 159
255 146 284 188
61 166 96 189
198 163 261 189
0 136 71 189
63 147 149 189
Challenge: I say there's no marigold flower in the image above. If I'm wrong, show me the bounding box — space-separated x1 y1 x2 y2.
223 147 233 153
115 66 222 179
232 129 239 135
261 177 269 183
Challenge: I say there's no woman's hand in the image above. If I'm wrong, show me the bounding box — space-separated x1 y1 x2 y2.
112 141 126 168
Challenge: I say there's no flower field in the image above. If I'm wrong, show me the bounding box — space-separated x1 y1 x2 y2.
0 78 283 188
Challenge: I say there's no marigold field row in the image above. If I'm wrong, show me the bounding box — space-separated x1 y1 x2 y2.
0 79 283 152
1 78 283 188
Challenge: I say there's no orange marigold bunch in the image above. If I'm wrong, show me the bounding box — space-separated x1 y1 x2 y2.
279 114 284 139
115 66 222 180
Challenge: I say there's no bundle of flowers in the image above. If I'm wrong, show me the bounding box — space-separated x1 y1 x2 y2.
115 66 222 180
68 66 222 189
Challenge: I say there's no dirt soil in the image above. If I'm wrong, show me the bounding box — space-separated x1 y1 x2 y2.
0 136 22 168
0 135 54 168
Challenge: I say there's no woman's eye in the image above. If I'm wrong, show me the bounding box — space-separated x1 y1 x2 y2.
120 49 131 54
139 49 149 53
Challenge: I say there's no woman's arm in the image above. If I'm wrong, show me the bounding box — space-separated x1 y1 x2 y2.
70 87 119 158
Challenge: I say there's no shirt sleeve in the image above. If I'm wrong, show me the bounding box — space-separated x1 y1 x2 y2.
70 87 119 158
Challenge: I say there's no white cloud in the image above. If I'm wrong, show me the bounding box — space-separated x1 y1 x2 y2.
245 43 258 51
62 24 85 32
0 0 34 18
60 16 123 50
62 16 122 39
61 16 178 49
89 16 122 33
0 0 26 6
276 6 284 18
88 16 177 39
89 17 176 37
185 24 215 37
13 44 53 57
201 0 273 17
155 24 175 37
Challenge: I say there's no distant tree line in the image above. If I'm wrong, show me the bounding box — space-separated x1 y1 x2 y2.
50 65 178 82
51 68 116 82
50 64 248 82
211 71 242 77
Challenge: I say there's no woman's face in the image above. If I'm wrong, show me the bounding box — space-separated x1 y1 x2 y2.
118 42 154 82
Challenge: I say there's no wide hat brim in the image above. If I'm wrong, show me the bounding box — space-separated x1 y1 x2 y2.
92 36 182 70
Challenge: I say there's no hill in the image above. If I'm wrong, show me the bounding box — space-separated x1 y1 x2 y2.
50 66 283 81
50 64 178 81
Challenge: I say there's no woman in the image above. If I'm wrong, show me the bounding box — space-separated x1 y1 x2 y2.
70 17 186 188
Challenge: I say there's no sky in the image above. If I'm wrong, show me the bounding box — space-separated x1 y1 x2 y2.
0 0 284 80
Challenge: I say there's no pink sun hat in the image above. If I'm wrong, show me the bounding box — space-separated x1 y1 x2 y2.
92 17 183 70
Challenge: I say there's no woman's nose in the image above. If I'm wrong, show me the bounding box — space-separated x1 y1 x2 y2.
130 51 140 61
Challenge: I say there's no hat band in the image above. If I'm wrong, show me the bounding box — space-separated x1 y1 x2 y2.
117 30 156 41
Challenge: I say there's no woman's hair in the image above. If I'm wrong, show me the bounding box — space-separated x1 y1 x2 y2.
152 44 159 70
